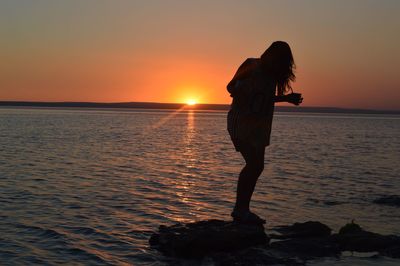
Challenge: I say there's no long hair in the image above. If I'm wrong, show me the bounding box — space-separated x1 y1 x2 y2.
260 41 296 96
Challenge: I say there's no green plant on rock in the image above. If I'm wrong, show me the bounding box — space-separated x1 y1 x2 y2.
338 220 363 235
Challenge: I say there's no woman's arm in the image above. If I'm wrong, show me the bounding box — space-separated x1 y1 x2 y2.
274 95 288 102
274 93 303 105
227 58 257 97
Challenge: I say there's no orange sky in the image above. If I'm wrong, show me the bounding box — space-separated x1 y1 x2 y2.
0 1 399 110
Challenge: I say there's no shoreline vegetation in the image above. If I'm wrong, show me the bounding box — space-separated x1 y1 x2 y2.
0 101 399 115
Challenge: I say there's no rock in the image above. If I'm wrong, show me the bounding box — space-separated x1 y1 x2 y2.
373 195 400 207
380 245 400 258
270 237 341 259
338 220 363 235
271 221 332 239
215 247 305 266
149 220 400 263
269 221 338 258
149 219 268 258
333 221 400 253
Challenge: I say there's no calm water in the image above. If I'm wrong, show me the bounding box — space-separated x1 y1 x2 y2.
1 107 399 266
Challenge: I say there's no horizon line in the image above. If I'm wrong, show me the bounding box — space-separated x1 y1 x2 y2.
1 100 400 114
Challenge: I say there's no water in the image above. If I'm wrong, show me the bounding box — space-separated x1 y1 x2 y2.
0 107 399 265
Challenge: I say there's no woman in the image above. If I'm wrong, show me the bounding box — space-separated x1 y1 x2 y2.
227 41 303 224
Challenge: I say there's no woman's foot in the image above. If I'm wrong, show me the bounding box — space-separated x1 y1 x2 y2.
231 210 266 225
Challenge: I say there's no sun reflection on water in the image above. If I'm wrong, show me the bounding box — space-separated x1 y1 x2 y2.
173 110 201 222
183 110 195 163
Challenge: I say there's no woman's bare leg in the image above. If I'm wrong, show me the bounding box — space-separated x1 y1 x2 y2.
234 144 265 213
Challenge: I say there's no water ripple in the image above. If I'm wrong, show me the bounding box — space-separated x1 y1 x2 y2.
0 108 399 265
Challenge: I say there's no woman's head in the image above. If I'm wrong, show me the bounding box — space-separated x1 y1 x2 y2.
260 41 296 96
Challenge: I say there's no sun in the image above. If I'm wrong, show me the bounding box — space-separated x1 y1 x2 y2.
186 99 197 106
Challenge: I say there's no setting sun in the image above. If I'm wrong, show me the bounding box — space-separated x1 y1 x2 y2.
186 99 197 106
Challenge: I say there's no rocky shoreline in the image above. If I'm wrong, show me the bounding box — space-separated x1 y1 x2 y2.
149 219 400 265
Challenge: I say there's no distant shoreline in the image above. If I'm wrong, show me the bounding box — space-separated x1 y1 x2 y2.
0 101 399 115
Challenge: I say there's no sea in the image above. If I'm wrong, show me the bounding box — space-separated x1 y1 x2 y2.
0 107 399 266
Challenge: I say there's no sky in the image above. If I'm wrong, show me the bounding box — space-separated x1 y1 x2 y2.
0 0 399 110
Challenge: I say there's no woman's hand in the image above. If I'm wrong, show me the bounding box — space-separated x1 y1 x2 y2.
286 93 303 105
273 92 303 105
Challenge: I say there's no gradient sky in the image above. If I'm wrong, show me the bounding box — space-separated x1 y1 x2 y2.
1 0 399 110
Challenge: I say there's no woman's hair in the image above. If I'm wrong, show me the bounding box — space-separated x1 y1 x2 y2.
260 41 296 96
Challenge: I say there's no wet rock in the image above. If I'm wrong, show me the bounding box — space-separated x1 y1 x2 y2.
270 237 341 259
380 245 400 258
373 195 400 207
150 220 400 263
270 221 339 259
215 247 305 266
149 219 268 258
338 220 363 234
271 221 332 239
333 221 400 253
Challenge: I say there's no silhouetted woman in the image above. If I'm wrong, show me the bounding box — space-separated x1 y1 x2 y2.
227 41 302 224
